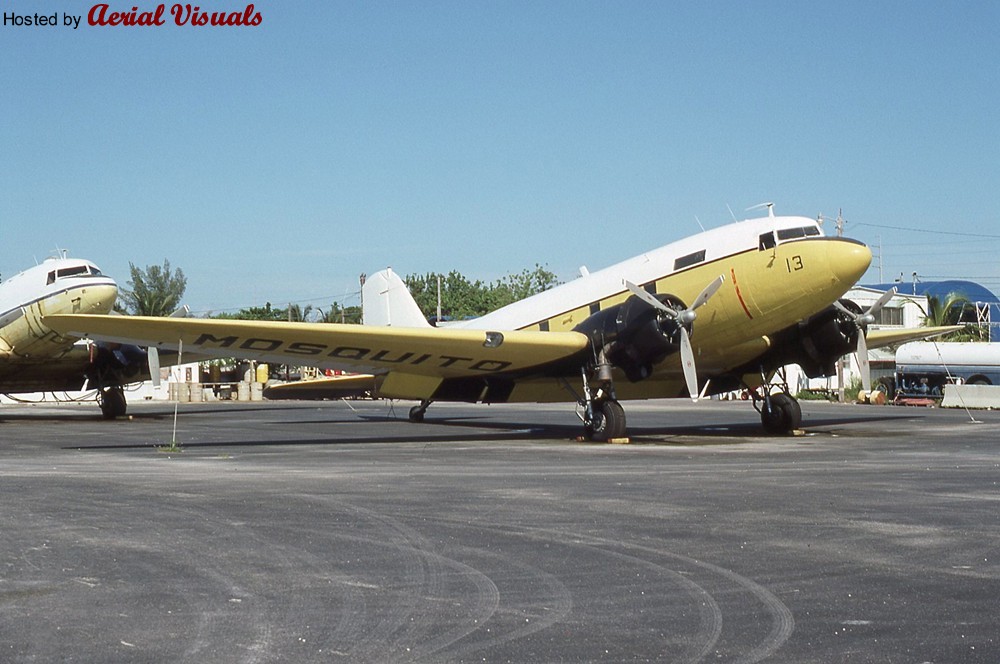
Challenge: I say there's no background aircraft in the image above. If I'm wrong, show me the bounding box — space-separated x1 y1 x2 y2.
46 212 957 438
0 255 156 418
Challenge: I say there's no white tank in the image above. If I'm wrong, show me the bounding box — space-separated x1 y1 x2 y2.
896 342 1000 369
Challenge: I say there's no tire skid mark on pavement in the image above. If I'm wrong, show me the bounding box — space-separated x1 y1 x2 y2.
414 515 794 663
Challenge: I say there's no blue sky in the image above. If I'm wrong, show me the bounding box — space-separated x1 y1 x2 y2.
3 1 999 314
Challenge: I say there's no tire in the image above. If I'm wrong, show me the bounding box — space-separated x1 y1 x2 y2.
408 405 425 423
761 393 801 435
588 400 627 441
99 386 127 420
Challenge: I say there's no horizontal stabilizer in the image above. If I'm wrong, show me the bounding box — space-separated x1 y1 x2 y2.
263 374 375 400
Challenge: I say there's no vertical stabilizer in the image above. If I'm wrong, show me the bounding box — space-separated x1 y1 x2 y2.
362 268 431 327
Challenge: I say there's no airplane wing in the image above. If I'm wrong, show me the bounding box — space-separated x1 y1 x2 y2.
43 315 591 380
865 325 964 350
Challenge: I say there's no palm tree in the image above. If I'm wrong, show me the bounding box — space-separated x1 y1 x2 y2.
920 292 987 342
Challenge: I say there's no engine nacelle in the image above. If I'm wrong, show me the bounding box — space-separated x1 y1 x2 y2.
573 293 687 382
755 299 862 378
86 341 148 386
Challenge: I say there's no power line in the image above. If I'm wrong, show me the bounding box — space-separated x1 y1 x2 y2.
855 222 1000 240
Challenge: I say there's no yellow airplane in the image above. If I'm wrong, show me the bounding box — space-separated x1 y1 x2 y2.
45 210 956 439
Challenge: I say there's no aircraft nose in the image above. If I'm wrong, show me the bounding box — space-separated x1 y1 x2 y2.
82 283 119 314
828 239 872 287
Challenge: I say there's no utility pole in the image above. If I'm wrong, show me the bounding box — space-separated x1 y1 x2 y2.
436 275 442 324
359 273 366 323
285 302 292 382
836 209 846 403
878 234 883 283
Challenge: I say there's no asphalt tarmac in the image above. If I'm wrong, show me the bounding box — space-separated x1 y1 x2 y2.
0 397 997 663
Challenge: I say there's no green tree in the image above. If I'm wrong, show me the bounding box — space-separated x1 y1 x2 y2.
920 292 988 342
116 260 187 316
211 301 364 323
212 302 302 321
494 264 560 305
317 302 362 324
405 265 559 321
286 303 314 322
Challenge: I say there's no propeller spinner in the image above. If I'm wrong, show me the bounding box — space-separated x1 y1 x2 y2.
834 287 897 392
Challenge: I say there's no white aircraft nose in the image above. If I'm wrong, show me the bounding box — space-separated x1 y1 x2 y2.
80 283 119 315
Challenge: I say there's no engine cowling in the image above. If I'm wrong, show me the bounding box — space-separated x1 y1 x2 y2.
86 341 148 386
755 298 862 378
573 293 689 382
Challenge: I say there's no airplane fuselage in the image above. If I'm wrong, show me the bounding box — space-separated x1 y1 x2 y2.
448 215 871 401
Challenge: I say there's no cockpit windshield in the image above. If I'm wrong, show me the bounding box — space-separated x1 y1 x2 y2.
776 226 821 241
758 224 822 251
46 264 104 285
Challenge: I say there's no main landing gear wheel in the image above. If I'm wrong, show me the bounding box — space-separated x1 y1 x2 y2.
585 400 627 442
760 393 802 435
98 385 127 420
408 400 431 423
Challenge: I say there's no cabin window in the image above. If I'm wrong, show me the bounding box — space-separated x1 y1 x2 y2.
673 250 706 271
759 232 776 250
47 271 56 285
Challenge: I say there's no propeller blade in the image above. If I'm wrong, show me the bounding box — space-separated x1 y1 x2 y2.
832 300 855 317
623 280 676 316
834 288 894 394
689 274 726 311
148 346 161 388
866 287 897 317
679 326 699 401
856 331 871 393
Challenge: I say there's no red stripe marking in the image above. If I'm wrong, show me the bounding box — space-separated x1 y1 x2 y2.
731 268 753 320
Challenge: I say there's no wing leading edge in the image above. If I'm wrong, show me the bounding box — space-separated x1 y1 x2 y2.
865 325 964 350
43 314 591 379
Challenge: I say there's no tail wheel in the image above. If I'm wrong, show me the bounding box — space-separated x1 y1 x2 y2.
408 400 431 423
760 393 801 435
586 400 627 441
99 386 127 420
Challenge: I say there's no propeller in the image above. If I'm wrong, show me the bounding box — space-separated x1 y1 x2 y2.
147 346 161 388
834 287 897 392
624 275 725 401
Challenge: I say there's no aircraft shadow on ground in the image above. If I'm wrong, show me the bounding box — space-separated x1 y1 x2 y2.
64 408 916 451
0 401 334 424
